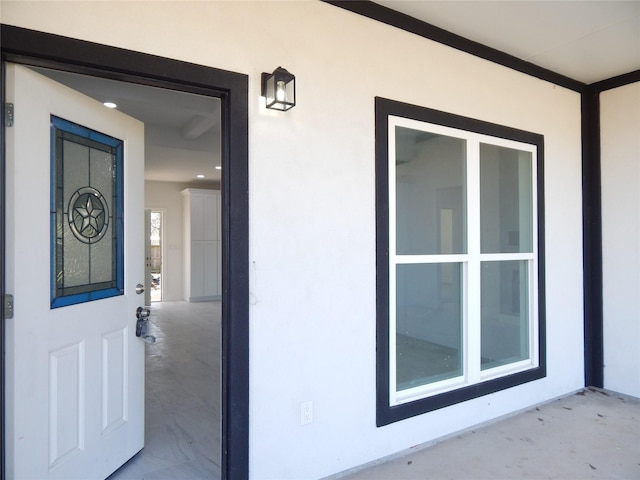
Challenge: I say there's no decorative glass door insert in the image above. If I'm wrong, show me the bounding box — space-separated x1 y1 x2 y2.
51 115 123 308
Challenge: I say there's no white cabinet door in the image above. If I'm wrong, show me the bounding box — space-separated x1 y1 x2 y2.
5 64 146 479
190 241 205 299
203 240 218 296
191 192 205 241
183 189 221 301
203 191 219 241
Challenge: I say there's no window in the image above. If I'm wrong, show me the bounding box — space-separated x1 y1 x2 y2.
376 98 545 425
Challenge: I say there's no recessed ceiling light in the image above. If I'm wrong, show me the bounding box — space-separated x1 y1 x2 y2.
103 102 117 109
196 174 205 179
215 166 222 170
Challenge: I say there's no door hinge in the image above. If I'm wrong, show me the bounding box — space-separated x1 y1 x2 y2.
4 103 14 127
4 294 14 319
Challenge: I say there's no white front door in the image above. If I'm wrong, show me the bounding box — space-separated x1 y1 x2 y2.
4 64 146 479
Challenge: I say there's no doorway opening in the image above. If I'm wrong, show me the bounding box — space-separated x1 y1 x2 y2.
150 211 163 302
2 24 249 480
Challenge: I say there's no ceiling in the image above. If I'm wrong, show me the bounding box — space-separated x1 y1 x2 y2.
33 67 222 185
32 2 638 183
374 0 640 84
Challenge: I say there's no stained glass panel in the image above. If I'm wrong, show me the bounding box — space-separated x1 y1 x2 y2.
51 116 123 308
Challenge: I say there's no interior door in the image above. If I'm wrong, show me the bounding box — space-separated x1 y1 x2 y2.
4 64 146 479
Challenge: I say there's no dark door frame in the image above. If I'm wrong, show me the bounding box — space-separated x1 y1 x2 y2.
0 24 249 480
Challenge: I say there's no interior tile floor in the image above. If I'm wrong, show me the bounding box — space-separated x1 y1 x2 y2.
108 301 221 480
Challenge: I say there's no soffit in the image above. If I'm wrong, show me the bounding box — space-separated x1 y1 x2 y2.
374 1 640 84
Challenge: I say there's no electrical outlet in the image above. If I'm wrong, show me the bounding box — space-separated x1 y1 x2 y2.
301 401 313 425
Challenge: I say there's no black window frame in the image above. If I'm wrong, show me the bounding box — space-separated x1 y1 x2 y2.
375 97 546 426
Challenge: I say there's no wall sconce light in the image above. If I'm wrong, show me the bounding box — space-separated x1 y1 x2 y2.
261 67 296 111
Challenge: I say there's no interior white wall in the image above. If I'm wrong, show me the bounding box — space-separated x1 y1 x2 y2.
600 82 640 398
2 2 585 478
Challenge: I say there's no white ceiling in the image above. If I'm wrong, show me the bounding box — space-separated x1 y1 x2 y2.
375 0 640 84
33 67 222 185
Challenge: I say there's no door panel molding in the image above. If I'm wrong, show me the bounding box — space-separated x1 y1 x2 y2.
101 328 127 434
0 24 249 480
49 341 85 469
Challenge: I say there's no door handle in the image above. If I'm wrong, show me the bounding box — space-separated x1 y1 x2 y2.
136 306 150 320
135 306 156 344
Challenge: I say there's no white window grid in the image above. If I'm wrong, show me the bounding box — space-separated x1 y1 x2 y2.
388 116 539 406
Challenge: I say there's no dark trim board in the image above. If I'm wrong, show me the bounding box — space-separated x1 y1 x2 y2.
0 24 249 480
323 0 586 93
581 89 603 388
590 70 640 94
581 70 640 387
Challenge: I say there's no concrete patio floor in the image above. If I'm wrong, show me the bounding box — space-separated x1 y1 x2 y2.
334 388 640 480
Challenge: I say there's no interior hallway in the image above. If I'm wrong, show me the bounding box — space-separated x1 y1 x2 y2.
108 301 221 480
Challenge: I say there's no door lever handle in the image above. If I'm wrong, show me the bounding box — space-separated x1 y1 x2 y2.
135 306 154 343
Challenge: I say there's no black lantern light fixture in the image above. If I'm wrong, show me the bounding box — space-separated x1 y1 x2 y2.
261 67 296 111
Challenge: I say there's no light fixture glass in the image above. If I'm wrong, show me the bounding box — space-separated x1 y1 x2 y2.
215 166 222 170
196 174 205 179
103 102 117 109
261 67 295 111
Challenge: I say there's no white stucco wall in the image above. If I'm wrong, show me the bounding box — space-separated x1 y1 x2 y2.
601 82 640 398
1 2 585 478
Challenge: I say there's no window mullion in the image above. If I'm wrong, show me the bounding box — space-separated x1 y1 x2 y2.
466 139 481 384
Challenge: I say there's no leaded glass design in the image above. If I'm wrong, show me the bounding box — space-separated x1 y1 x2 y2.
51 116 123 308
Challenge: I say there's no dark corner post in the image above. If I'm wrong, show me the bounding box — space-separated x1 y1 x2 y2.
582 70 640 389
581 86 604 388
